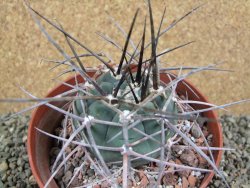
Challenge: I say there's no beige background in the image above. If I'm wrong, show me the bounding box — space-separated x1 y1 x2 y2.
0 0 249 115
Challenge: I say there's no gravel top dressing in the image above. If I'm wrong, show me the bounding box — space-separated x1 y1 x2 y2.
207 115 250 188
0 114 37 188
0 114 249 187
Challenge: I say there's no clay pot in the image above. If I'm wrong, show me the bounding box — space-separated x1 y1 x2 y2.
28 70 223 188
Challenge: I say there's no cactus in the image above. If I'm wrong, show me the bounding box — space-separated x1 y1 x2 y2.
72 70 177 166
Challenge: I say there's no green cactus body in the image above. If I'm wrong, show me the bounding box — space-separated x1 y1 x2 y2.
73 71 177 167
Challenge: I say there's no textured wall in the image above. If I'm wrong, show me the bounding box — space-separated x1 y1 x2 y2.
0 0 249 114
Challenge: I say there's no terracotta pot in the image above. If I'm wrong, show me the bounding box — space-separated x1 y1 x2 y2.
28 70 223 188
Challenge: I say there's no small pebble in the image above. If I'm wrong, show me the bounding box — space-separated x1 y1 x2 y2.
9 163 16 170
182 177 189 188
62 171 73 184
191 125 201 138
28 175 37 185
0 161 9 173
188 175 197 187
180 151 198 167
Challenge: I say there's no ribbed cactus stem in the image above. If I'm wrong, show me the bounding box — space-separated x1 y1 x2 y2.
21 0 235 187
